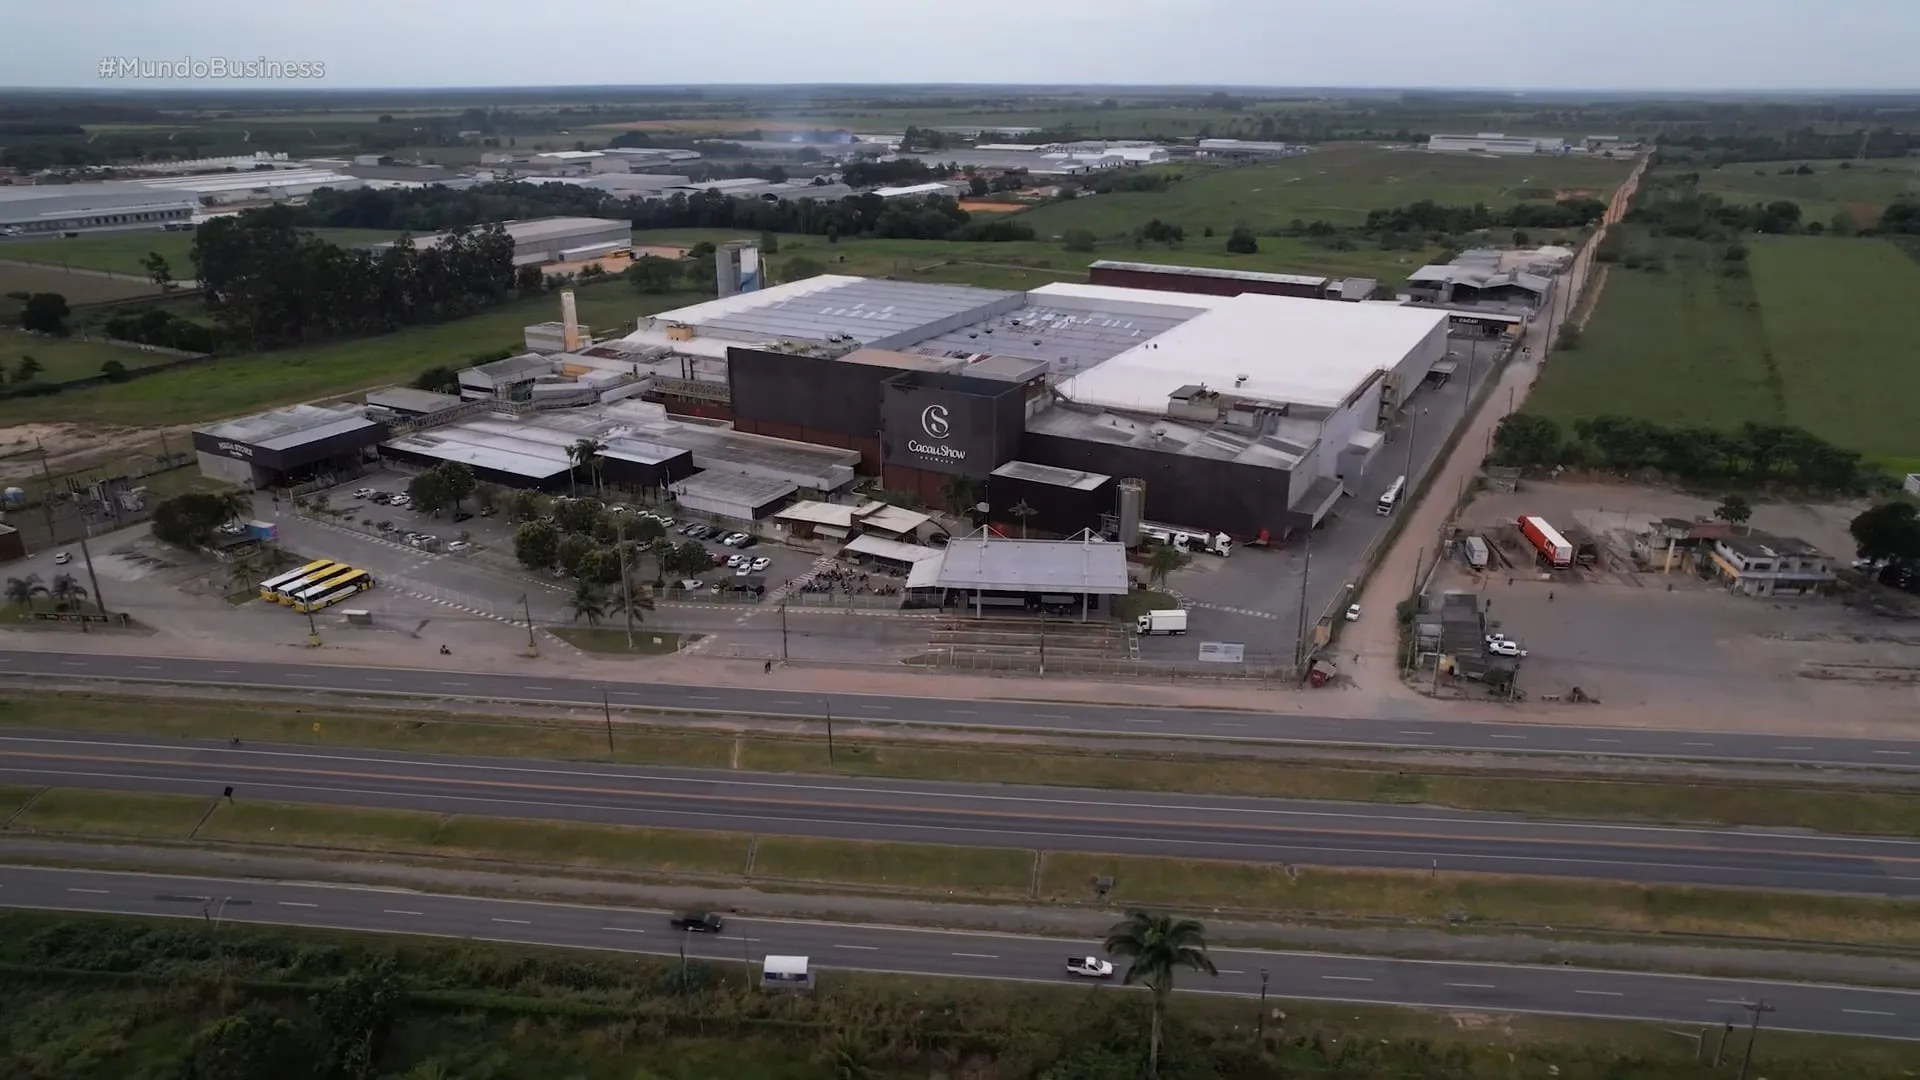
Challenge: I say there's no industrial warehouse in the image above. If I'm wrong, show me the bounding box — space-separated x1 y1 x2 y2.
195 264 1460 547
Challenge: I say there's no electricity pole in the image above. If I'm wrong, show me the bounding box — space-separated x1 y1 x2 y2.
779 601 789 662
520 593 538 656
823 696 836 763
1402 407 1424 485
1292 528 1313 669
1737 1000 1775 1080
616 517 634 650
602 686 615 754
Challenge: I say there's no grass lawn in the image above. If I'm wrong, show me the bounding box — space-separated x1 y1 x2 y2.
8 788 210 838
1531 234 1920 465
0 263 165 304
1682 158 1920 225
1750 235 1920 465
546 626 695 654
0 785 34 821
0 331 181 383
0 281 703 428
751 836 1034 896
1014 144 1631 237
1037 852 1920 946
1 227 401 276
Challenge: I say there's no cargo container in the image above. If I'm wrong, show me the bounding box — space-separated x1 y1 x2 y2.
1136 609 1188 635
1518 516 1573 568
246 520 278 542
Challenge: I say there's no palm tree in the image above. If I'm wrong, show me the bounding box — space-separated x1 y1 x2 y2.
5 574 46 612
567 438 607 498
215 490 250 524
1144 543 1189 590
1104 909 1219 1077
48 573 88 611
938 474 980 517
226 553 263 594
566 579 608 626
1008 499 1036 538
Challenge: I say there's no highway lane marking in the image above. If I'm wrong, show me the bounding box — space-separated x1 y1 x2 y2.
59 661 86 666
947 710 977 715
1586 738 1622 745
278 901 318 908
383 909 423 916
135 665 162 671
603 926 646 934
491 917 531 925
524 685 554 691
1034 714 1070 721
1400 731 1434 736
66 888 108 894
1575 990 1624 996
214 669 240 674
953 952 999 959
442 681 469 688
1214 723 1249 729
10 748 1920 866
1777 745 1815 751
291 674 317 680
1708 998 1750 1005
1488 735 1527 741
1680 742 1714 748
1216 969 1244 975
834 944 878 951
687 695 719 701
1872 750 1912 757
1123 718 1162 724
1321 975 1372 982
774 699 806 705
1843 1008 1895 1017
859 705 890 712
1447 983 1497 989
367 678 392 684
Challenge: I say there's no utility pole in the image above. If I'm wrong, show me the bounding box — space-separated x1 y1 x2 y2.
76 536 109 623
823 696 836 763
616 517 634 651
1403 546 1425 673
1736 1000 1775 1080
304 600 320 648
1402 407 1424 485
1256 968 1270 1043
602 686 615 755
1292 528 1313 669
33 439 58 544
779 601 789 662
520 593 538 657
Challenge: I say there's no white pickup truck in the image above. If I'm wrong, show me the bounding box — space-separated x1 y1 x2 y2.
1066 956 1115 979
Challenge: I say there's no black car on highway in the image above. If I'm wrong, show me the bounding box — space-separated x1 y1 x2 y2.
670 912 724 933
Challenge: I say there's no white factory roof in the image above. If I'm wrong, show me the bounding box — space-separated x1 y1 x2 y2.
1046 286 1447 412
842 535 942 565
916 535 1130 595
621 276 1022 358
872 182 958 198
198 404 380 451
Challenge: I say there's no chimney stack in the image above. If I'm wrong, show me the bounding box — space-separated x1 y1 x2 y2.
560 290 580 352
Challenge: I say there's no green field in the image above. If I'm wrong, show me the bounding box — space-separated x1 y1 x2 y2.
1529 234 1920 466
1013 145 1631 237
1 226 401 276
0 280 697 429
0 262 164 305
1684 158 1920 224
639 227 1432 287
0 331 181 383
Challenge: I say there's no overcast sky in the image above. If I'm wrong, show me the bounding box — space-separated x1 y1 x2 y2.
7 0 1917 92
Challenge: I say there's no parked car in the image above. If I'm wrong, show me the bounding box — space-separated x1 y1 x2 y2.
353 488 375 499
53 551 71 565
446 541 472 553
735 535 758 549
678 579 705 591
679 522 701 535
748 556 771 572
1344 603 1361 622
669 912 724 933
1487 639 1528 658
721 532 749 547
735 565 754 577
709 551 728 567
726 553 746 568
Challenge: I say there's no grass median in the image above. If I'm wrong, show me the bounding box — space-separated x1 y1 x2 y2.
11 789 212 839
1038 851 1920 947
10 692 1920 838
0 786 35 822
751 836 1033 897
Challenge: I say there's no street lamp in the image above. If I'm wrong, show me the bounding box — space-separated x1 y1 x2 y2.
1737 999 1776 1080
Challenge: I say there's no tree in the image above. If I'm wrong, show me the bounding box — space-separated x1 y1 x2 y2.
472 483 501 515
1061 228 1097 253
1144 543 1189 589
556 532 597 579
1103 910 1218 1077
1008 499 1036 538
506 489 545 523
12 354 43 383
4 574 46 612
151 491 247 547
938 474 981 516
310 958 404 1079
1850 502 1920 568
609 578 652 623
406 470 453 517
142 251 174 290
19 293 70 335
1225 225 1259 254
781 256 825 284
1491 413 1564 465
1713 494 1753 532
566 579 608 625
663 540 711 578
629 514 666 544
48 573 87 610
551 496 605 536
100 357 130 382
412 365 460 393
184 1007 318 1080
567 438 605 497
513 519 560 570
434 461 476 511
624 254 682 294
968 174 990 197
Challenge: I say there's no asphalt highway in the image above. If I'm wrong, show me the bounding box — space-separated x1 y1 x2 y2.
5 731 1918 896
5 649 1920 769
1 865 1912 1040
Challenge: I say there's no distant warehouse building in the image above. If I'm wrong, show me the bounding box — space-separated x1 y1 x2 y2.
1088 260 1376 302
370 217 631 268
1425 133 1566 155
0 184 197 234
194 404 388 490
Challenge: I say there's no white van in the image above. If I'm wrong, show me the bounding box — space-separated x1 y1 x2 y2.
762 955 812 992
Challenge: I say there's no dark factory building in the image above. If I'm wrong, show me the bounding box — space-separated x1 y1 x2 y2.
194 405 389 490
726 346 897 468
878 369 1028 505
1087 259 1331 300
986 460 1114 538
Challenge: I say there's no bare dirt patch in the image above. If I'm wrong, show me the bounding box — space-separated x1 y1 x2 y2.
0 421 183 485
593 119 832 133
957 201 1026 213
1847 202 1883 228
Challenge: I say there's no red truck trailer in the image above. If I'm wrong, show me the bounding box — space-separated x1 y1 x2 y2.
1518 515 1573 568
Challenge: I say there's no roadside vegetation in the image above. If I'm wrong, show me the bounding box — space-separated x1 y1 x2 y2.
7 911 1907 1078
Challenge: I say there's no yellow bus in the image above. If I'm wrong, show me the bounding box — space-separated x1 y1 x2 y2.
259 560 342 604
290 567 374 614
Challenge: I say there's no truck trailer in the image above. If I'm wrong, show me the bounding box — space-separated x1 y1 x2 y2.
1518 516 1573 568
1463 535 1489 570
1136 609 1188 635
1139 522 1232 557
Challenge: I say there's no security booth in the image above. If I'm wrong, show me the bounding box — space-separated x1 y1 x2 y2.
761 954 813 992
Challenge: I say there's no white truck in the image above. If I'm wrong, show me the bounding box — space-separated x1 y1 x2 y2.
1066 956 1114 979
1463 535 1489 571
1136 609 1188 635
1140 522 1233 557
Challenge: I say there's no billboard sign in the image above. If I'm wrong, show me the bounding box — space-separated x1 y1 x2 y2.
1197 641 1245 663
883 382 991 476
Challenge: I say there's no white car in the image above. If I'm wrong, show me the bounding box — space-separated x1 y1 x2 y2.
1488 639 1528 658
353 488 375 499
726 553 746 568
1344 603 1361 622
722 532 749 547
53 551 72 565
446 540 471 553
749 556 771 572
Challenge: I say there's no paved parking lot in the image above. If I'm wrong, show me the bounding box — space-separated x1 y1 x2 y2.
1160 331 1508 658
